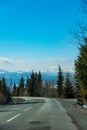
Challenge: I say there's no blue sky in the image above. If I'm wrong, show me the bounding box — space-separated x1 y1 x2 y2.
0 0 81 72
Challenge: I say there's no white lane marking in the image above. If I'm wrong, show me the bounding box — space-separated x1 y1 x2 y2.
7 113 21 123
24 106 32 112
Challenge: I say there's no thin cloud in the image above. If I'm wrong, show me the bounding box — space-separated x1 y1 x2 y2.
13 59 25 64
59 58 67 62
0 57 12 64
0 57 25 64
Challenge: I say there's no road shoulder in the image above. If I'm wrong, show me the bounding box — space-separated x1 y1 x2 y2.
58 99 87 130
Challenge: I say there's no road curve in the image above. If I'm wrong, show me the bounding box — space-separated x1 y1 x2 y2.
0 98 78 130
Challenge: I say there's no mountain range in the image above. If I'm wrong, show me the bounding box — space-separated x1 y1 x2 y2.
0 70 57 87
0 69 74 89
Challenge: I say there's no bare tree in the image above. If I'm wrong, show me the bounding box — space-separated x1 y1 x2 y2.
70 0 87 46
81 0 87 14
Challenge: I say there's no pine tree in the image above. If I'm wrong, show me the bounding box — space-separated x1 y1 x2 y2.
10 79 13 93
19 76 24 96
36 71 42 96
65 73 74 98
16 87 20 96
0 77 10 103
26 76 30 96
13 83 17 92
25 72 36 96
13 83 17 96
75 39 87 101
57 66 64 97
1 77 7 93
29 71 35 96
26 71 42 97
34 72 38 96
0 80 2 92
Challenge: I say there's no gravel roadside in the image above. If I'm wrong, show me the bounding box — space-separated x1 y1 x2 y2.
58 99 87 130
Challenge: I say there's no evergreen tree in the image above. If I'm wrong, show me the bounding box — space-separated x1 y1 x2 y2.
16 87 20 96
29 71 35 96
19 76 24 96
0 77 10 103
75 39 87 100
65 73 74 98
34 72 38 96
0 80 2 92
36 71 42 96
10 79 13 93
12 83 17 96
1 77 7 93
37 71 42 87
26 76 31 96
13 83 17 92
26 71 42 97
57 66 64 97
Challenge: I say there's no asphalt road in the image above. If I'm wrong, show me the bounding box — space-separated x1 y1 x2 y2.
0 98 78 130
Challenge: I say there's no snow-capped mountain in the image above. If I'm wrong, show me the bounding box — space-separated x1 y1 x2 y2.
0 69 74 87
0 70 57 86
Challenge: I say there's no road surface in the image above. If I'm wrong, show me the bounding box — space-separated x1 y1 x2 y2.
0 98 78 130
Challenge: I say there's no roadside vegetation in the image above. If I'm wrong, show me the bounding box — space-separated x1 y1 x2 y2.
73 0 87 104
0 67 76 104
57 66 76 98
0 77 10 104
